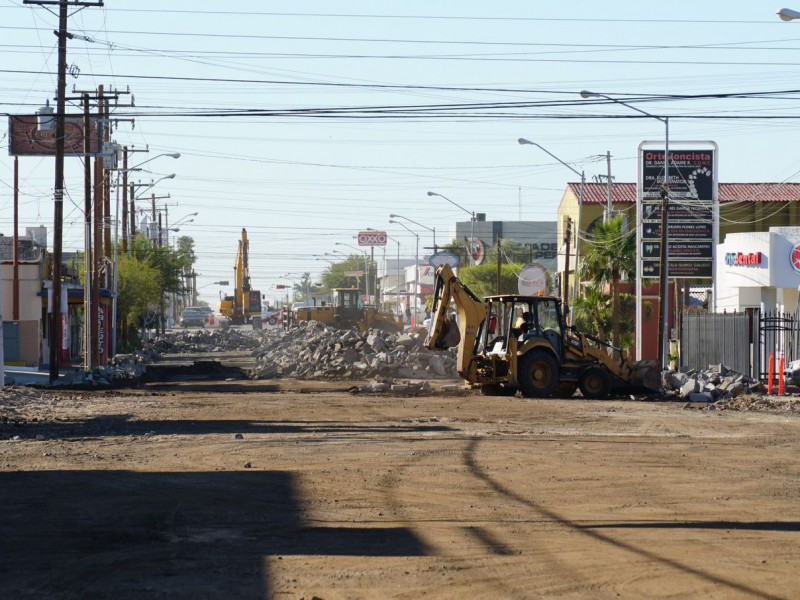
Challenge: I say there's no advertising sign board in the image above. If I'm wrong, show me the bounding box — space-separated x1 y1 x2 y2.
357 231 387 246
8 115 101 156
638 144 717 280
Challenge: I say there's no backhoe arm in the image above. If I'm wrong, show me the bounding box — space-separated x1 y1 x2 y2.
424 264 488 377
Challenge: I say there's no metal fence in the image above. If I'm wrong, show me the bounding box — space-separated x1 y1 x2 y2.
680 309 800 382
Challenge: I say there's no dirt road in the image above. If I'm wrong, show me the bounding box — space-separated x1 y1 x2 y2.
2 379 799 599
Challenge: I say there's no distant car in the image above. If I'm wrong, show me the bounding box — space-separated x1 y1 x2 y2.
179 309 206 328
784 359 800 387
261 309 282 326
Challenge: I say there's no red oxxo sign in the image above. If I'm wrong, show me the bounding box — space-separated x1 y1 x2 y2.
357 231 387 246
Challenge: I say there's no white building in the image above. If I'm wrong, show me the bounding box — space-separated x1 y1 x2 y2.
716 226 800 313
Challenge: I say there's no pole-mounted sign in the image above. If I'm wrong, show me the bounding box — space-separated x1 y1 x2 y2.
357 231 387 246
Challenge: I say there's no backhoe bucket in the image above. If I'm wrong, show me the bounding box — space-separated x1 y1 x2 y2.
629 360 662 392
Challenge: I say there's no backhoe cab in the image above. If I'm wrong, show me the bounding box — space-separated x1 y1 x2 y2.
424 264 660 399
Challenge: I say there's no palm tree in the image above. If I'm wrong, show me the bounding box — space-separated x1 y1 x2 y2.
577 215 636 348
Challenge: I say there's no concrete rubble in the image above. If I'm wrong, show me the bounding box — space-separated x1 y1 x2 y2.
249 320 459 385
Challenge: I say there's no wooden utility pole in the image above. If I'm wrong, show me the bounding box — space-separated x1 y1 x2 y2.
563 217 572 316
24 0 104 381
13 157 19 321
83 93 92 371
495 237 502 294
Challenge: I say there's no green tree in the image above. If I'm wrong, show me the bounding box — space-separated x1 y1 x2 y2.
458 263 525 298
116 253 162 350
485 238 530 265
576 215 636 348
319 255 373 292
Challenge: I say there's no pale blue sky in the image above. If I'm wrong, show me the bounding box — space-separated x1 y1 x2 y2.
3 1 800 305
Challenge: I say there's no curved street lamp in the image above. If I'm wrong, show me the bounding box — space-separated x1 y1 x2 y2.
518 137 586 314
580 90 670 370
335 242 369 299
390 219 420 325
390 213 436 251
427 191 475 264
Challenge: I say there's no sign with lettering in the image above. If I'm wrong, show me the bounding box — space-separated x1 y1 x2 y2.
357 231 387 246
725 251 763 266
638 143 717 279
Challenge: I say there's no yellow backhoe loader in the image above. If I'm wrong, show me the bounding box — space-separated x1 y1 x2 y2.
424 264 661 399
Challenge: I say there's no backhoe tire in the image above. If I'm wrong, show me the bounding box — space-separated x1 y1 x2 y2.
578 367 612 399
480 384 518 397
518 349 559 398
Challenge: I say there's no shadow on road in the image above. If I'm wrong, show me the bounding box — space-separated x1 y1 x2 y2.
0 470 430 599
4 415 455 438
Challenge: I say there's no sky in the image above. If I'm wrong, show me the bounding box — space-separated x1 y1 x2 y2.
3 1 800 307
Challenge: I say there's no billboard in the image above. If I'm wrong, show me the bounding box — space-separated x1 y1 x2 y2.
638 144 718 279
357 230 387 246
8 115 101 157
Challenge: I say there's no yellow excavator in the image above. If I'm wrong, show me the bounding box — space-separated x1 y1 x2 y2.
424 264 661 399
217 228 262 327
293 288 402 333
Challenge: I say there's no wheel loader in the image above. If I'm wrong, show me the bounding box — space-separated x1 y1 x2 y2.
293 288 402 334
423 264 661 399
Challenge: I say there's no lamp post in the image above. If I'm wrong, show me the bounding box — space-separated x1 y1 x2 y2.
390 220 420 326
580 90 670 370
389 213 436 252
777 8 800 20
427 191 475 264
335 242 369 300
517 137 586 309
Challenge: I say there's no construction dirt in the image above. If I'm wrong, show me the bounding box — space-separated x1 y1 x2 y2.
2 378 799 599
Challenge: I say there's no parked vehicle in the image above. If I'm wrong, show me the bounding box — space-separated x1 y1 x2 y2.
179 309 206 328
261 309 282 326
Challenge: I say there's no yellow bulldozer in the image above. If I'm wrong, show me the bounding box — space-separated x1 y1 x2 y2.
424 264 661 399
293 288 402 333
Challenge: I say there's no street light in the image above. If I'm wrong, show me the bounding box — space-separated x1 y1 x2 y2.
390 213 436 251
427 191 475 264
390 220 420 325
580 90 670 370
335 242 369 299
777 8 800 20
518 137 586 311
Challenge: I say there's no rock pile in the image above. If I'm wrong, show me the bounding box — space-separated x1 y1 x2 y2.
139 328 262 359
249 320 458 380
661 364 763 402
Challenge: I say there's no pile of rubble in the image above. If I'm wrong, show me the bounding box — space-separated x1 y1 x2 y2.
249 320 458 381
660 363 800 412
138 328 262 360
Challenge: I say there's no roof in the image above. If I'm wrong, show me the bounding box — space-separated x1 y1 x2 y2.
565 182 800 205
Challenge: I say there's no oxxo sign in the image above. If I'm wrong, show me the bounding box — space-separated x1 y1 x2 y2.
357 231 387 246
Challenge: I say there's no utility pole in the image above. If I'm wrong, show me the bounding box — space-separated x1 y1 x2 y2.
605 151 613 222
563 218 572 317
496 237 502 294
24 0 104 381
82 93 92 371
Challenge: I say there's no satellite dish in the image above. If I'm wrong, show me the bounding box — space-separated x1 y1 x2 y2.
518 263 550 295
429 251 460 269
